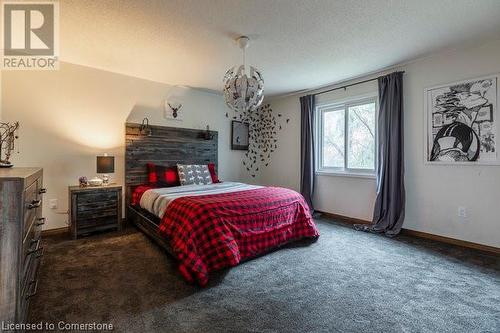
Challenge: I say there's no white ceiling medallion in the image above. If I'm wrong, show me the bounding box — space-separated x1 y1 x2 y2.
223 36 264 113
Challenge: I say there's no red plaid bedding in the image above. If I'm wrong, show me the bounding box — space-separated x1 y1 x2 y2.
131 185 155 206
157 186 319 286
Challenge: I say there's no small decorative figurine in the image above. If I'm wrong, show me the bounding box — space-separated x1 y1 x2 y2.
78 176 88 187
0 122 20 168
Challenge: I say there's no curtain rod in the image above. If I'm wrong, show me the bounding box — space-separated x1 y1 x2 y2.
312 71 405 97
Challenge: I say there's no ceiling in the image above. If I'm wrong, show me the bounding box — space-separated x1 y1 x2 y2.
60 0 500 96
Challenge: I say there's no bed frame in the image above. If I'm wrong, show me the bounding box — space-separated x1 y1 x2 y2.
124 122 218 255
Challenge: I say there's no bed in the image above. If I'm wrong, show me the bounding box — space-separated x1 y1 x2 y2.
125 122 319 286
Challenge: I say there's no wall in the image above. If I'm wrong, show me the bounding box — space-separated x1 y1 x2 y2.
263 39 500 247
1 62 248 230
0 70 2 120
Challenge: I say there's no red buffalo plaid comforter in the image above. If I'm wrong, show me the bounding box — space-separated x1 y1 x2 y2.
156 187 319 286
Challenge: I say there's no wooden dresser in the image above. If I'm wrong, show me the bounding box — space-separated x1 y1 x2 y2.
68 184 122 239
0 168 45 325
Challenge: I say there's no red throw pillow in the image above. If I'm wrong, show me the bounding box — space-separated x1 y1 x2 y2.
147 163 181 187
207 163 220 183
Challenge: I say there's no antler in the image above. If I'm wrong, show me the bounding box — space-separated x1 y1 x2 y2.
168 103 182 111
0 122 19 163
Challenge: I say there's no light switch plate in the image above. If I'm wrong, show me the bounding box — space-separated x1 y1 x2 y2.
458 206 467 219
49 199 58 209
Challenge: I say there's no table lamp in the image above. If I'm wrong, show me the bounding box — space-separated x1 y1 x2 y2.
97 154 114 185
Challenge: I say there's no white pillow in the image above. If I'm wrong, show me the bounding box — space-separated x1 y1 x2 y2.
177 164 213 185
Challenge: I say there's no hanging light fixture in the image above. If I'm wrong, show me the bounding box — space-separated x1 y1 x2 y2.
223 36 264 113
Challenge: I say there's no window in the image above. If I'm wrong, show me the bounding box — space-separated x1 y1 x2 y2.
316 96 377 176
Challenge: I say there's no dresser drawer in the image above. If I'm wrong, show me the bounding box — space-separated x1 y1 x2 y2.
77 190 117 205
76 190 118 220
76 206 118 225
20 253 41 321
77 200 117 214
23 181 40 238
22 216 43 272
21 244 42 295
76 216 119 232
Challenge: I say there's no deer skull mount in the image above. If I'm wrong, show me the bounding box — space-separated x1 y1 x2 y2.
167 102 183 119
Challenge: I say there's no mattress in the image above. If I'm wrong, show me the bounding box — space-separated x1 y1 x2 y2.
138 181 262 218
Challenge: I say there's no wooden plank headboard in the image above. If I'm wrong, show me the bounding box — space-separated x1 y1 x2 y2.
125 122 218 203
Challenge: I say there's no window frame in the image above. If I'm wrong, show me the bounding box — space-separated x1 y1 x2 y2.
315 94 378 178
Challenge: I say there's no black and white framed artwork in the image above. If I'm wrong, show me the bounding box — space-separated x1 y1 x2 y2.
231 120 249 150
425 74 498 165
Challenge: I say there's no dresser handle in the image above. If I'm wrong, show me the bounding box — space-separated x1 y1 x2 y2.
28 246 43 257
36 217 46 226
28 239 41 255
28 200 41 209
39 188 47 194
25 280 38 299
35 247 44 258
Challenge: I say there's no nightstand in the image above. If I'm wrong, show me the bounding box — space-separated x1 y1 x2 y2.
68 184 122 239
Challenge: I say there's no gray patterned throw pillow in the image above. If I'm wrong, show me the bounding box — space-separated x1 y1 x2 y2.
177 164 213 185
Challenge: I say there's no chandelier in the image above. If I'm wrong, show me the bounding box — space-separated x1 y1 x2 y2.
223 36 264 113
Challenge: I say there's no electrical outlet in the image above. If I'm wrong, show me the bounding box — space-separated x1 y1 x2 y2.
49 199 58 209
458 206 467 219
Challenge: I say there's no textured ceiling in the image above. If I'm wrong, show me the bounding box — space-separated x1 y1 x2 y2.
60 0 500 96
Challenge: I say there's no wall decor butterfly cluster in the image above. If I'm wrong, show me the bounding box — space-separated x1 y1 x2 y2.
226 103 290 177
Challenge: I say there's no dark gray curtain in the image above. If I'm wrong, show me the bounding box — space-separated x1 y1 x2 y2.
357 72 405 236
300 94 315 211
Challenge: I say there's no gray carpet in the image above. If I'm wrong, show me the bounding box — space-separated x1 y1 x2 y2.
30 219 500 333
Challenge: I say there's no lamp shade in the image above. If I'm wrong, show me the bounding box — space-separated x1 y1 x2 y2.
96 156 114 174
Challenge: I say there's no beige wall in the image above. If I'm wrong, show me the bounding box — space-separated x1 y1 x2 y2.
2 62 248 230
263 39 500 247
0 70 2 120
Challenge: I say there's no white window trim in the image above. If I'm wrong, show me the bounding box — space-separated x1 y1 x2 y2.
315 94 378 179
